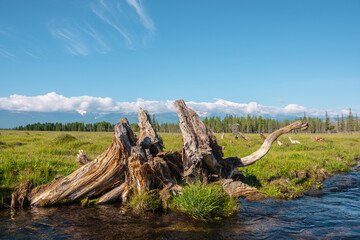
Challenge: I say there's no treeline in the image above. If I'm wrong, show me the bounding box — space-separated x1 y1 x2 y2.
14 122 116 132
203 109 359 134
13 110 359 134
329 108 360 133
13 118 179 133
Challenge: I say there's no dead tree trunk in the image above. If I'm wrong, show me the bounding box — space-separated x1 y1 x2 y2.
15 99 308 208
174 100 308 179
30 109 181 207
30 118 136 206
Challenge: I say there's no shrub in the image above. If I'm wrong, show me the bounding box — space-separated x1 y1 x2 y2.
173 181 238 221
54 134 76 143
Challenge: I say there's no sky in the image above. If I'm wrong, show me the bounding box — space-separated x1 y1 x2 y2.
0 0 359 119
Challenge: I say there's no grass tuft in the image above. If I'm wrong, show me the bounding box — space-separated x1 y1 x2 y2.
128 190 162 213
173 181 238 222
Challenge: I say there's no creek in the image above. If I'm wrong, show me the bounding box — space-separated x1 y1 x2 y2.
1 166 359 240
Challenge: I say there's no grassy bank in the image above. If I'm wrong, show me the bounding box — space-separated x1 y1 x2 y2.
0 130 112 207
1 130 359 208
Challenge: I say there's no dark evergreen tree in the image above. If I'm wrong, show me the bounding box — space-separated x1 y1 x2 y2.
348 108 354 132
340 113 345 132
324 111 331 132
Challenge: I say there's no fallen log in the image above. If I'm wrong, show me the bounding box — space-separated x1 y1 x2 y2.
12 99 308 208
239 133 251 143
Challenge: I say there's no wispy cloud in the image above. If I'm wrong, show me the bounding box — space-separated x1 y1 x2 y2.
0 47 14 58
49 21 111 56
90 0 155 48
1 1 155 58
0 92 354 119
91 0 133 47
49 24 90 56
126 0 155 33
49 0 154 55
0 27 44 59
0 29 14 58
23 50 40 59
79 24 111 54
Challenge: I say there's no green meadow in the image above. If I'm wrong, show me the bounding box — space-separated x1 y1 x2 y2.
1 130 359 208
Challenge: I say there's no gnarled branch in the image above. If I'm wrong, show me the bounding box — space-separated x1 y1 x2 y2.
174 100 308 179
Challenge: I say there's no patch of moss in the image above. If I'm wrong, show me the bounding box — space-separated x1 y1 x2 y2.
80 197 99 207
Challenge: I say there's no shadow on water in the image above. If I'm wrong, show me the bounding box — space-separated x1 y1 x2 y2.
1 167 360 239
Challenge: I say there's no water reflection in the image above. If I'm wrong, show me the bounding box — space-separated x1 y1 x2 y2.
1 170 360 240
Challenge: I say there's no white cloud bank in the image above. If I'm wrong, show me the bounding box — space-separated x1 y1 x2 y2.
0 92 352 118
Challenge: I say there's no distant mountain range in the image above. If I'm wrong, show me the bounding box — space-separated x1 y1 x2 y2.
0 110 180 129
0 110 304 129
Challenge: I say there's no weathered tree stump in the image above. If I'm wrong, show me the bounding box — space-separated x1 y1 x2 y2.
75 150 91 166
260 133 266 141
12 99 308 208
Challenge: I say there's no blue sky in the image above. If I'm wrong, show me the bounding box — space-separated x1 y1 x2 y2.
0 0 359 118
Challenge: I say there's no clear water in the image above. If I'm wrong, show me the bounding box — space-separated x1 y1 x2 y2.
1 169 359 240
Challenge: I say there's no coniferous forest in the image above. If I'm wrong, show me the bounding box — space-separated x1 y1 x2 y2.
13 109 359 134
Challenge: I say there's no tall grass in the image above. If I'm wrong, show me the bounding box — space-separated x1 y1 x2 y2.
172 181 237 221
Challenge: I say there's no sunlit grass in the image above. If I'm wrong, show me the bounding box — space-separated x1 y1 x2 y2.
172 181 237 221
0 130 113 207
0 130 359 208
163 132 360 199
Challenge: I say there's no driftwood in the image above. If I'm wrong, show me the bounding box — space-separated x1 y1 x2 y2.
12 100 308 208
239 133 251 143
289 137 301 144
